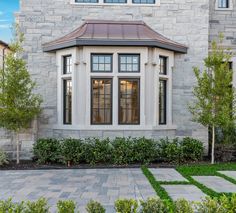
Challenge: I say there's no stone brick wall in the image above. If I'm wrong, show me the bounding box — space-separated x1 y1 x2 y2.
209 0 236 51
0 0 209 159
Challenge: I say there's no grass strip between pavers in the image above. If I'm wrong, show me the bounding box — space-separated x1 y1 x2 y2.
176 163 236 198
158 181 191 185
141 166 173 204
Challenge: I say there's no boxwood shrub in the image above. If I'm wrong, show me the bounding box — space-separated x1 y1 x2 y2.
33 137 204 165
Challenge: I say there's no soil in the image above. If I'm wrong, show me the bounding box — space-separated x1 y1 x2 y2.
0 159 213 170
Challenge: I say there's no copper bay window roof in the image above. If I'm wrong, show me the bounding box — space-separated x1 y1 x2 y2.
43 20 188 53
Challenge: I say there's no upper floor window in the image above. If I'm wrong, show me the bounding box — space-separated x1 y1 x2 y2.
218 0 229 8
159 56 167 75
132 0 155 4
75 0 98 3
73 0 158 5
104 0 127 3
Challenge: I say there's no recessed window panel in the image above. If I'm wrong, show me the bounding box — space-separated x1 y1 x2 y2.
119 54 140 72
119 79 140 125
91 79 112 124
63 55 72 74
218 0 229 8
63 79 72 125
159 80 167 125
159 56 167 75
75 0 98 3
104 0 127 3
91 54 112 72
132 0 155 4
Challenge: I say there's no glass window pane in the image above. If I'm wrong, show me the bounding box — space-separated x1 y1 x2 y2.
63 55 72 74
218 0 229 8
159 80 167 125
119 54 140 72
63 79 72 124
159 56 167 75
91 54 112 72
91 79 112 124
132 0 155 4
75 0 98 3
119 79 140 124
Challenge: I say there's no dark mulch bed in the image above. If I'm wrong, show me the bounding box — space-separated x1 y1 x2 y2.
0 159 213 170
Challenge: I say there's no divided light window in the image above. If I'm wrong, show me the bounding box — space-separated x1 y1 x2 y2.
119 79 140 125
132 0 155 4
104 0 127 3
75 0 98 3
218 0 229 8
159 56 167 75
159 80 167 125
63 80 72 125
63 55 72 74
91 54 112 72
91 79 112 125
119 54 140 72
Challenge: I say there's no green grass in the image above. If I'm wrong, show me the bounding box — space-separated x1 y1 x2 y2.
141 166 173 204
176 162 236 197
158 181 191 185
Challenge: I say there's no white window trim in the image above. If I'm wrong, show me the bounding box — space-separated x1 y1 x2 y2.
55 46 176 131
153 48 174 129
70 0 160 7
215 0 233 10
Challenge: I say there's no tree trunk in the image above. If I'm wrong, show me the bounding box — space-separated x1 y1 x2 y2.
16 132 20 164
211 125 215 164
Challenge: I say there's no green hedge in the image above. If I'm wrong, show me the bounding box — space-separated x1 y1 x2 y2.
1 195 236 213
33 137 204 165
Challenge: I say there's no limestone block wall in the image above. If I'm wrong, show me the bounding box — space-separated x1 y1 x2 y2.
0 0 209 159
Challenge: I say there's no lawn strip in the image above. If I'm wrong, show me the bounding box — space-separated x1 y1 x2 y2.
176 163 236 198
141 166 173 204
158 181 191 185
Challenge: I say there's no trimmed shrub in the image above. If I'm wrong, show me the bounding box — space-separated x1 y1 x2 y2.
0 149 8 166
33 138 62 164
112 138 135 165
57 200 77 213
159 138 184 163
140 197 169 213
196 197 226 213
132 138 158 164
174 199 194 213
115 199 138 213
25 198 50 213
82 138 113 165
181 137 204 162
86 200 106 213
61 139 83 166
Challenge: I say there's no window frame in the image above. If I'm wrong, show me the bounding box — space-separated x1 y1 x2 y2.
91 53 113 73
118 78 140 125
118 54 140 73
218 0 229 8
91 78 113 125
63 79 72 125
159 79 167 125
63 55 72 74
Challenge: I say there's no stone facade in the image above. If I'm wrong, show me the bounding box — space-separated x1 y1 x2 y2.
1 0 210 159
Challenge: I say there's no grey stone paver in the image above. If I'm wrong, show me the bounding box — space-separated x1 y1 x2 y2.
218 171 236 180
0 169 156 213
162 185 206 202
149 168 188 182
192 176 236 193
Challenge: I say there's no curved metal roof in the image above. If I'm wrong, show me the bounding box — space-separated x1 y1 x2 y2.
43 20 188 53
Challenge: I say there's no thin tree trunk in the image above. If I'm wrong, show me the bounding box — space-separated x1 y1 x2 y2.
211 125 215 164
16 132 20 164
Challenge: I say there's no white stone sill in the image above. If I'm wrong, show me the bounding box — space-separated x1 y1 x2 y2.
52 125 177 131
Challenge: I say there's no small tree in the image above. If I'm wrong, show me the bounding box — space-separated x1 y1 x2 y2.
0 25 42 164
189 35 235 164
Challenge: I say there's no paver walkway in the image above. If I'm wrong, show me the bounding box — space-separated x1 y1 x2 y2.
162 185 206 202
218 171 236 180
0 169 156 213
192 176 236 193
149 168 187 182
